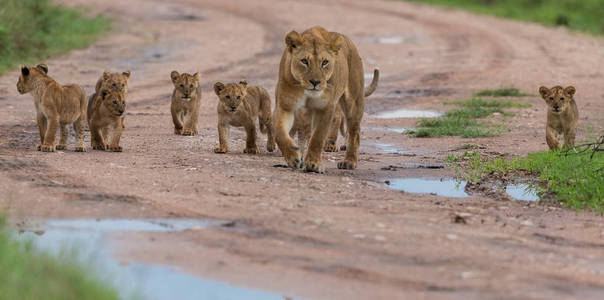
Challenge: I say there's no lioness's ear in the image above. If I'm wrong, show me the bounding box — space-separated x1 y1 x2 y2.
564 86 576 98
193 72 200 82
103 71 110 80
36 64 48 74
285 31 302 50
538 86 549 99
20 65 30 77
122 71 131 79
170 71 180 83
239 80 248 87
330 34 344 54
214 82 225 96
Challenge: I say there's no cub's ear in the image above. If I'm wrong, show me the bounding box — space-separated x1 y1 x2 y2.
538 86 550 99
239 80 248 87
193 72 200 82
285 31 302 50
214 82 225 96
564 86 576 98
101 90 109 99
170 71 180 83
329 34 344 54
102 70 111 80
20 65 30 77
122 71 131 79
36 64 48 74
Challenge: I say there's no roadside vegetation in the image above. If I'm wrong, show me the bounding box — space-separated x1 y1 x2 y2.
407 0 604 35
407 89 531 138
446 138 604 211
0 216 118 300
0 0 109 73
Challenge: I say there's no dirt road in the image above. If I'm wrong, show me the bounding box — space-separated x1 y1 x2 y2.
1 0 604 299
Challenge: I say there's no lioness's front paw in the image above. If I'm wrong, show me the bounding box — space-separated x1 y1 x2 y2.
40 144 55 152
323 140 338 152
244 146 259 154
285 157 303 169
56 144 66 150
37 144 42 151
337 160 356 170
214 147 228 154
182 128 197 136
174 128 183 135
109 145 123 152
304 160 324 174
75 146 87 152
339 145 347 151
92 144 107 150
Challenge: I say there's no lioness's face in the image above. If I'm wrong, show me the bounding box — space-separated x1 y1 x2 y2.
101 89 126 117
539 86 575 114
214 81 247 113
17 64 48 94
102 71 130 93
171 71 199 101
285 31 343 97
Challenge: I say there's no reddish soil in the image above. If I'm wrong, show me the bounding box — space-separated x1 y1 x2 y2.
1 0 603 299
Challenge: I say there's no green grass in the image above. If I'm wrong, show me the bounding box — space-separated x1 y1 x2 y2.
407 97 531 138
447 147 604 211
0 216 118 300
406 0 604 35
0 0 109 73
474 88 530 97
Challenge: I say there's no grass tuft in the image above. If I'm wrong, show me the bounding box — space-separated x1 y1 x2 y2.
0 0 109 73
474 88 530 97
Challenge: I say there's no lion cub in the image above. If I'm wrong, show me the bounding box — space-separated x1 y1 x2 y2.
170 71 201 136
213 80 274 154
16 64 87 152
95 70 131 95
87 89 126 152
539 85 579 150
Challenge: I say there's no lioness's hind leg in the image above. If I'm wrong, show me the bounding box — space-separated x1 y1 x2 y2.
56 124 68 150
324 109 342 152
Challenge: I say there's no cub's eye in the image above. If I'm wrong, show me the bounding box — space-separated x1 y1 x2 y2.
189 84 193 88
322 60 329 67
113 100 117 104
236 96 240 100
549 97 554 101
560 97 565 101
301 59 309 66
180 84 184 88
112 83 117 87
226 96 231 99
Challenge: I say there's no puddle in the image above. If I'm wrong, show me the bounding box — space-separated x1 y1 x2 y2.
366 36 413 44
370 109 442 119
387 178 468 198
17 219 296 300
365 126 411 134
505 183 539 201
375 143 409 155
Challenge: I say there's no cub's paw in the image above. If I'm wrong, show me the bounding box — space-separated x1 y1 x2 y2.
40 144 56 152
174 128 183 135
92 144 107 150
323 140 338 152
286 157 304 169
109 145 123 152
182 128 197 136
304 160 324 174
55 144 67 150
37 144 42 151
214 147 228 154
266 143 275 153
75 146 87 152
337 160 356 170
339 145 347 151
244 146 259 154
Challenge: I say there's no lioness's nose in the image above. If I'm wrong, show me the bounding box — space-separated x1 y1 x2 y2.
309 79 321 87
118 109 124 114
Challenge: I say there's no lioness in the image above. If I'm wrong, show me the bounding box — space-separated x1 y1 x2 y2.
538 85 579 150
170 71 201 136
87 89 126 152
16 64 87 152
213 80 274 154
273 26 379 173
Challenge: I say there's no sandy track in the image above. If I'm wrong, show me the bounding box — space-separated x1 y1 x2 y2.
1 0 604 299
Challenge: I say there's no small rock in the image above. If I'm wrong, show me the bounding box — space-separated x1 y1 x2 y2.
376 222 386 228
353 234 366 239
521 220 534 227
446 234 458 240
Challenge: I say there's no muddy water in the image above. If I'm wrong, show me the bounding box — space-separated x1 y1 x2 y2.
387 178 468 198
17 219 297 300
506 183 539 201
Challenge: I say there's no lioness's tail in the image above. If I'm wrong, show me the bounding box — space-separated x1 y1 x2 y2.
364 68 379 97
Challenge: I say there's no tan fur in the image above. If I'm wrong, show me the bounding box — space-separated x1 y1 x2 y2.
16 64 87 152
213 80 274 154
90 71 130 129
290 106 346 153
539 85 579 150
87 89 126 152
274 26 379 172
170 71 201 136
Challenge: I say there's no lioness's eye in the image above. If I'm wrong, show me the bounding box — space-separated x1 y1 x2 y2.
180 84 184 88
112 83 117 87
189 84 193 88
226 96 230 99
322 60 329 67
301 59 309 66
560 97 565 101
549 97 554 101
113 100 117 104
236 96 240 100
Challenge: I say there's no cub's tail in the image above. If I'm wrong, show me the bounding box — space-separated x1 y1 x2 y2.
364 68 379 97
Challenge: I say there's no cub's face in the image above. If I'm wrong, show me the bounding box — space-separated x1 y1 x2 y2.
539 86 575 114
171 71 200 101
285 31 343 97
17 64 48 94
214 81 247 113
101 89 126 117
101 71 131 93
